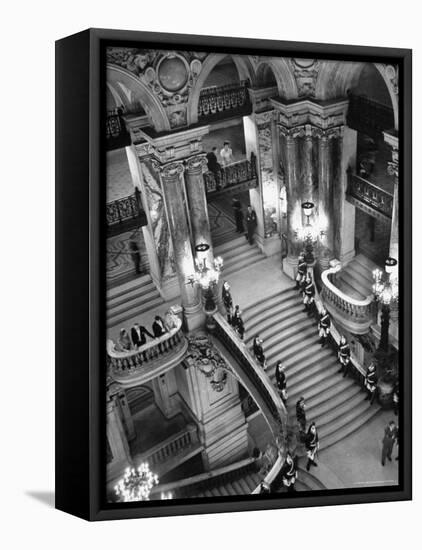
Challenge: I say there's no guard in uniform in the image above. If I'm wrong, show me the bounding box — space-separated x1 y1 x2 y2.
253 336 267 370
305 422 320 471
302 274 315 316
275 361 287 404
280 452 297 492
337 336 351 377
318 308 331 347
222 281 233 323
233 305 245 340
296 253 307 289
296 397 307 434
364 362 378 405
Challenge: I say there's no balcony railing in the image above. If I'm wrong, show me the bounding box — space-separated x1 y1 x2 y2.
198 81 252 123
204 154 258 196
346 93 394 137
347 171 394 220
320 263 375 335
107 317 188 387
106 189 148 236
106 112 132 150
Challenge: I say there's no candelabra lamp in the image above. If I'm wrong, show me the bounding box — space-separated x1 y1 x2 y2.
372 257 398 352
300 201 316 264
187 243 224 327
114 463 159 503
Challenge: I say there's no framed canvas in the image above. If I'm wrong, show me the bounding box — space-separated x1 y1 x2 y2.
55 28 412 521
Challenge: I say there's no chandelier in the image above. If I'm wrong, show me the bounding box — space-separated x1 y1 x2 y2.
114 463 159 502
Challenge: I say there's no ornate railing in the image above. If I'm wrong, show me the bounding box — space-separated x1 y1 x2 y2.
212 312 287 436
347 171 394 220
135 424 200 470
320 262 374 335
106 189 147 235
314 278 367 387
105 112 132 150
204 154 258 195
346 93 394 137
107 318 188 387
198 81 251 122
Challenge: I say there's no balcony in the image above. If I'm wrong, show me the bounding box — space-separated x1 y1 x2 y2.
204 154 258 197
346 171 394 222
320 263 375 335
346 93 394 138
198 81 252 124
106 188 148 237
107 318 188 387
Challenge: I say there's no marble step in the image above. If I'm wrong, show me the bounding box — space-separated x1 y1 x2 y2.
223 254 266 277
336 277 366 301
214 235 250 255
297 378 359 416
221 247 264 272
347 261 375 288
245 308 307 345
265 334 330 369
243 288 297 320
106 273 153 300
311 391 368 430
354 253 379 272
107 281 159 309
107 295 164 327
339 271 369 300
243 294 300 328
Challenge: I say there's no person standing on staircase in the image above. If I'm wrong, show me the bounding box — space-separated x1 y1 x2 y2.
302 274 316 316
231 197 245 233
275 361 287 405
222 281 233 323
253 336 267 370
305 422 320 471
233 305 245 340
245 205 257 245
318 308 331 347
364 362 378 405
296 397 307 434
280 452 297 492
337 336 351 377
296 253 307 290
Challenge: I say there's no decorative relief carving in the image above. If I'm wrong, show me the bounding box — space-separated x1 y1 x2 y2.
384 64 399 95
290 59 320 97
107 48 207 128
153 160 185 179
186 335 230 392
255 110 274 125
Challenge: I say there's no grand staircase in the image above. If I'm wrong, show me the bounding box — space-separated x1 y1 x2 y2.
106 273 163 328
242 286 380 451
335 254 378 300
214 235 266 278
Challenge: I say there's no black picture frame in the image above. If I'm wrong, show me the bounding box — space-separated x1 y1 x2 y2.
55 28 412 521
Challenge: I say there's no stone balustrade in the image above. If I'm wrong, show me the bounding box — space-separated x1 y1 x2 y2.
346 171 394 221
320 264 374 335
107 318 188 387
204 155 258 196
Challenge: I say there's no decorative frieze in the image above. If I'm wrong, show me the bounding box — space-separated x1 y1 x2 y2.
290 59 320 97
186 335 231 393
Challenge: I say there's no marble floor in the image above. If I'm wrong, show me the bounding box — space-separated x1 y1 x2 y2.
320 409 399 488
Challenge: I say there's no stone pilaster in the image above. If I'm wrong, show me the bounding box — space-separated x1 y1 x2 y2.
156 161 203 331
106 396 132 480
384 132 399 263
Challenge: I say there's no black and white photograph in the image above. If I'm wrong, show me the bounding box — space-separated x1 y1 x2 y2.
104 44 404 503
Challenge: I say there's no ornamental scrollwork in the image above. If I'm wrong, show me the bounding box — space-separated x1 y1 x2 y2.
185 335 230 392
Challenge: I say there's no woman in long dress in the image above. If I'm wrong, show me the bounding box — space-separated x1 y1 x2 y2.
305 422 320 471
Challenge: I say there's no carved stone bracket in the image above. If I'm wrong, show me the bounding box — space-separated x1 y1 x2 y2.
185 335 231 392
290 59 320 97
152 160 185 180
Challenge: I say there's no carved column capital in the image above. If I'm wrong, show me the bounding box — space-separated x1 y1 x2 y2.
313 126 344 140
153 160 185 180
278 124 304 140
185 153 208 175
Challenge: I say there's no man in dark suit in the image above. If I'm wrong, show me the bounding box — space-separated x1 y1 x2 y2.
231 197 244 233
206 147 221 180
152 315 168 337
131 323 155 348
245 205 257 245
381 420 398 466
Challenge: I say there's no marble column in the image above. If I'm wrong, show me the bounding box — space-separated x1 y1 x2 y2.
184 154 214 264
280 126 302 279
125 145 162 288
317 130 334 260
384 133 399 263
156 161 203 331
106 397 132 477
303 125 314 203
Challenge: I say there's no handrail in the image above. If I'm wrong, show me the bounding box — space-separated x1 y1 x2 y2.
150 457 257 496
198 80 251 120
346 171 393 219
321 263 373 307
135 424 198 469
107 318 188 386
204 154 257 194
